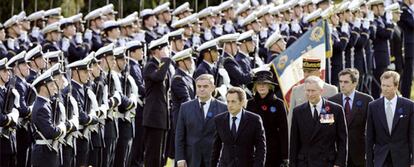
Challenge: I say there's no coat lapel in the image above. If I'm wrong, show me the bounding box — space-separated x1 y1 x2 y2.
204 99 217 124
194 101 204 122
391 97 403 135
348 93 360 126
310 101 323 141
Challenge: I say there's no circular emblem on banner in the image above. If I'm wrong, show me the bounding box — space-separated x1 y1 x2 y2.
310 26 324 42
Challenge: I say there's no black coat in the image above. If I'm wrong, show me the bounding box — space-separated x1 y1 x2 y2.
246 92 288 167
290 99 347 167
366 97 414 167
210 110 266 167
142 57 172 130
329 91 374 166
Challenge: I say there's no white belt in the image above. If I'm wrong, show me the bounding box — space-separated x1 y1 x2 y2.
35 139 53 145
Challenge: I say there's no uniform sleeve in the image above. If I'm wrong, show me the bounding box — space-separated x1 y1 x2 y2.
15 83 31 119
223 58 252 85
171 76 192 104
143 58 172 83
33 107 63 139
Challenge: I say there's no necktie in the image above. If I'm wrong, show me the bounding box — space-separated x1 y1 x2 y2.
345 97 351 123
386 101 393 134
200 102 206 120
231 116 237 139
313 105 319 123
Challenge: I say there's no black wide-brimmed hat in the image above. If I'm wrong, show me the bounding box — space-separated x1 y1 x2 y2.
249 70 278 87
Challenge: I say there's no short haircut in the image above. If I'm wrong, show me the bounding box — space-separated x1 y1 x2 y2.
304 75 324 89
195 74 215 85
338 68 359 83
226 87 247 102
380 71 400 86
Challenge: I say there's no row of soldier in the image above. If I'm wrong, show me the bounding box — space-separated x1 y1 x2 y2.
0 0 413 167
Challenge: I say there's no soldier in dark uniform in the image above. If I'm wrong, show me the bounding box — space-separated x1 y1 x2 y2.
0 58 19 167
125 41 146 167
42 22 62 52
171 2 193 20
370 0 394 99
168 48 197 161
388 4 404 75
7 51 33 167
198 7 217 42
4 16 24 58
338 7 360 69
0 23 13 59
154 2 172 36
112 47 137 167
67 56 99 167
87 52 106 167
25 45 46 84
26 10 46 45
84 8 104 52
95 44 122 167
246 70 289 167
141 9 159 44
118 17 136 46
264 31 286 63
235 30 255 74
102 20 121 46
220 1 237 34
193 40 220 86
220 33 253 87
398 0 414 98
167 29 186 55
60 17 90 63
30 64 66 167
142 37 172 167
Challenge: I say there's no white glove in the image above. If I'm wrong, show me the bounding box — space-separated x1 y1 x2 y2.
218 68 231 86
133 32 145 42
204 30 213 41
410 4 414 11
177 160 187 167
69 96 80 129
281 23 289 32
271 23 280 33
111 91 122 107
385 12 393 24
58 102 66 121
192 34 201 46
214 25 223 35
341 23 350 34
367 11 375 21
224 21 234 33
260 29 268 39
7 39 15 50
157 26 165 35
12 88 20 108
112 72 123 92
387 63 396 70
8 108 19 123
363 19 370 29
57 123 67 135
31 27 40 38
19 31 29 42
84 29 93 41
291 21 301 33
353 18 362 29
75 33 83 44
61 38 70 52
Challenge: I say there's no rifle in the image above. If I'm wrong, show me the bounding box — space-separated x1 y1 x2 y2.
1 75 17 139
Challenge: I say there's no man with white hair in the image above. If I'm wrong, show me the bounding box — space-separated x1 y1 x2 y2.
290 76 347 167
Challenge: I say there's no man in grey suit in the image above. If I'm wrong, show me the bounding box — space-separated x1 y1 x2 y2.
175 74 227 167
288 58 338 139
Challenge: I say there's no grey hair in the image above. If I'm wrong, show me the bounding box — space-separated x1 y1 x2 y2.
195 74 215 85
304 76 324 89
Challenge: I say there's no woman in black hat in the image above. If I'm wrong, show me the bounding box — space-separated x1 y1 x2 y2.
246 70 289 167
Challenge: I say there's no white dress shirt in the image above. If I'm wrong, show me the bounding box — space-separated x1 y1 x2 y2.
309 98 323 117
229 110 243 131
199 98 212 119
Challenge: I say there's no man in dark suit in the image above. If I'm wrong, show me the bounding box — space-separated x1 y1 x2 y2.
175 74 227 167
398 0 414 99
210 87 266 167
366 71 414 167
142 36 172 167
329 68 374 167
290 76 347 167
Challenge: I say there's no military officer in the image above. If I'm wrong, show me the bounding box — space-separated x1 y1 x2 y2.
198 7 217 42
102 20 121 46
44 7 62 25
7 51 33 167
4 16 24 56
60 17 90 63
193 39 220 86
84 8 105 52
25 45 46 84
235 30 256 73
42 22 62 52
141 9 159 44
30 65 66 167
154 2 172 36
264 31 286 63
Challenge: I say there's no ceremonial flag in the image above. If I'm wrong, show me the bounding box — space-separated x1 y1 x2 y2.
271 20 330 107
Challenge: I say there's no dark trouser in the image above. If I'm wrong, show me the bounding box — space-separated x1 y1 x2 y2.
130 115 145 167
401 57 413 98
372 66 386 99
61 144 75 167
102 118 118 167
383 153 393 167
75 137 90 166
114 137 133 167
89 146 103 167
16 127 31 167
31 145 59 167
0 134 17 167
1 153 17 167
143 127 167 167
